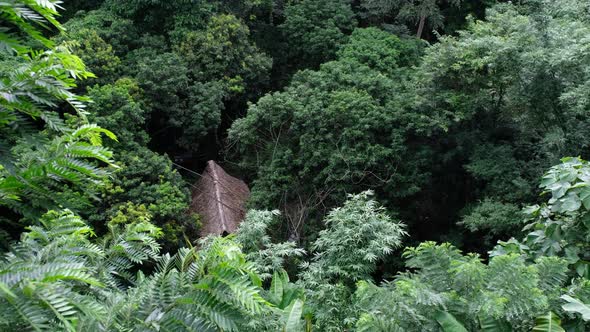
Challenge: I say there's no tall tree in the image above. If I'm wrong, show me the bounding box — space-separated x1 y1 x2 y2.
228 27 429 242
411 0 590 242
281 0 356 67
361 0 462 38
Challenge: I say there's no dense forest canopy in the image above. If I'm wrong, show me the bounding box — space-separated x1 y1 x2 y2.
1 0 590 330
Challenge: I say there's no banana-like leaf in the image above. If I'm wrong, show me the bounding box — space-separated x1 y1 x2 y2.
435 310 468 332
283 299 304 332
561 295 590 321
479 315 512 332
532 312 565 332
271 269 286 302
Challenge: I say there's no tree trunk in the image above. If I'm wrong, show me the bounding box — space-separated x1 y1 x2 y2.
416 15 426 39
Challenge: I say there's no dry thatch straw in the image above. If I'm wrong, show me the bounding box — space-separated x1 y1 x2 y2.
189 160 250 236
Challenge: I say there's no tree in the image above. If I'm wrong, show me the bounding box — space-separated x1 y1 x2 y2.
361 0 462 38
408 0 590 241
354 243 569 331
228 28 430 241
61 8 139 56
235 210 305 280
336 27 424 75
57 28 122 87
86 78 149 147
88 146 195 251
175 14 272 91
281 0 356 67
133 52 224 152
492 158 590 278
298 191 406 330
354 158 590 331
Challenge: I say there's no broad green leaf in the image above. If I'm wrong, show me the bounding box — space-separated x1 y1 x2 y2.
532 312 565 332
575 261 590 278
435 311 468 332
564 246 580 264
550 182 570 200
478 315 512 332
271 270 285 300
523 204 541 216
580 187 590 210
559 194 581 212
283 299 304 332
540 175 558 188
561 295 590 321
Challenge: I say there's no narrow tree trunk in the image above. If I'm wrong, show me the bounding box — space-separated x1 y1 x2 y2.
416 15 426 39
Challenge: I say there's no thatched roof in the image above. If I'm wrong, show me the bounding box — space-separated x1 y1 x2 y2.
189 160 250 236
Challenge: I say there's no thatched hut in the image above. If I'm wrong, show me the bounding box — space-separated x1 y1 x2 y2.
189 160 250 236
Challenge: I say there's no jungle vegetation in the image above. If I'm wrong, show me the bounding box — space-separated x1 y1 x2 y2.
1 0 590 331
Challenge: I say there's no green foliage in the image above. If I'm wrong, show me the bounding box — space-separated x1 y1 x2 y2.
561 295 590 322
493 158 590 278
1 123 117 218
0 44 94 122
134 52 225 151
96 237 272 331
460 199 522 236
102 0 216 33
337 27 424 74
1 1 117 221
235 210 305 280
463 144 535 203
72 3 273 154
532 312 565 332
0 0 63 53
166 13 271 149
361 0 462 37
59 28 122 87
410 0 590 240
0 209 280 331
229 29 430 238
397 0 462 36
435 310 468 332
134 51 188 116
250 269 308 332
175 14 272 89
89 146 193 250
78 53 193 252
353 158 590 331
5 0 590 331
354 242 568 331
281 0 356 66
302 191 406 283
98 202 162 287
298 191 406 330
0 209 157 330
421 0 590 154
61 9 139 55
87 78 149 147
